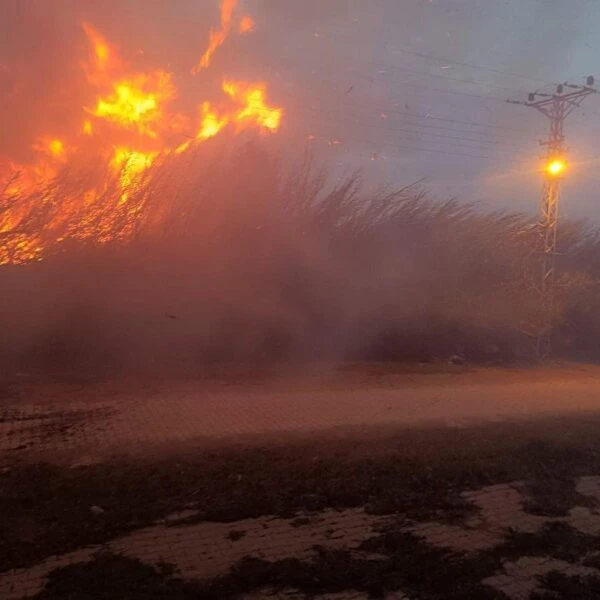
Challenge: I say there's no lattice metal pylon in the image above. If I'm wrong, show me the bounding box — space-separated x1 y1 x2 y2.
508 78 597 357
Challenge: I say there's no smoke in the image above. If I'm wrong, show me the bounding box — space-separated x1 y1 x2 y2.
3 134 600 379
0 135 565 377
4 1 600 379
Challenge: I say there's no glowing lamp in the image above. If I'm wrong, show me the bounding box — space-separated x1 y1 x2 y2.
546 159 566 176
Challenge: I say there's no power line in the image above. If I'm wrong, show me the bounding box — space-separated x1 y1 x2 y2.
349 104 535 135
277 70 543 136
323 100 539 139
311 23 552 88
173 94 538 153
447 1 600 42
385 44 552 86
296 64 538 106
303 107 532 152
290 104 538 163
372 62 530 96
303 23 600 133
330 139 520 161
296 99 535 152
301 125 534 162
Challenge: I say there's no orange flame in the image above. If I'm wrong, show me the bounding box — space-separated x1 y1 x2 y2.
89 71 176 138
82 22 121 82
223 81 282 131
33 137 67 159
82 23 111 71
191 0 255 73
197 102 229 140
0 11 284 266
192 0 237 73
111 147 158 203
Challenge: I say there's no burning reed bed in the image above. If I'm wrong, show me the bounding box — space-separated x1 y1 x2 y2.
2 139 600 375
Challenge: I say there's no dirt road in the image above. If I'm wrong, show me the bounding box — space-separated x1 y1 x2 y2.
2 364 600 463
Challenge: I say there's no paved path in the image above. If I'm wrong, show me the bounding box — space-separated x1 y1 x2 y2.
4 365 600 599
5 475 600 599
2 365 600 463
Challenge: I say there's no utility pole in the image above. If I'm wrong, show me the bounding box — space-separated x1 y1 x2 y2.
508 76 597 357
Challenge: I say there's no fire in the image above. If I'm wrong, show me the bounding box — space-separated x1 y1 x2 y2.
192 0 255 73
33 137 66 159
191 82 281 142
111 148 158 203
82 23 111 70
82 22 121 82
0 4 284 266
192 0 236 73
89 71 176 138
197 102 229 140
48 139 65 157
111 148 156 175
223 81 282 131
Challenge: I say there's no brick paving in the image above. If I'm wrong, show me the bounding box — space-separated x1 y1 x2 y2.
4 476 600 599
0 509 395 599
3 366 600 465
4 368 600 598
484 557 599 600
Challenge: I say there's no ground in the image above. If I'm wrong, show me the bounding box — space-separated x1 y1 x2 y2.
3 363 600 599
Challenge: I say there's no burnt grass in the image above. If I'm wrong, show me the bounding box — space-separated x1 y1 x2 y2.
5 413 600 579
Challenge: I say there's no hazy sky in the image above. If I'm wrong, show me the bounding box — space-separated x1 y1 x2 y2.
2 0 600 219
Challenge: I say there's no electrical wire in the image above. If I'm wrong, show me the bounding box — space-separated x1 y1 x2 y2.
384 44 552 86
302 106 533 152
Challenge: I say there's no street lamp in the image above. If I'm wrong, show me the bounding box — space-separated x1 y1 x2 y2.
546 159 566 177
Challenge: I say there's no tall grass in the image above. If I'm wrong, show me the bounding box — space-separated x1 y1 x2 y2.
1 136 599 374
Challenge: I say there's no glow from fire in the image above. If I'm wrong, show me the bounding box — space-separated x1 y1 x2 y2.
81 22 121 81
0 7 283 266
89 71 176 138
82 23 111 71
223 81 283 131
239 16 255 34
111 148 158 203
197 102 229 140
33 137 67 159
192 0 255 73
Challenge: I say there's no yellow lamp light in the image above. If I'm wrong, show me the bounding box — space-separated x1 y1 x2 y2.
546 159 566 176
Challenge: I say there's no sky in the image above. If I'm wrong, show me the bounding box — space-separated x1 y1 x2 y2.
2 0 600 219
